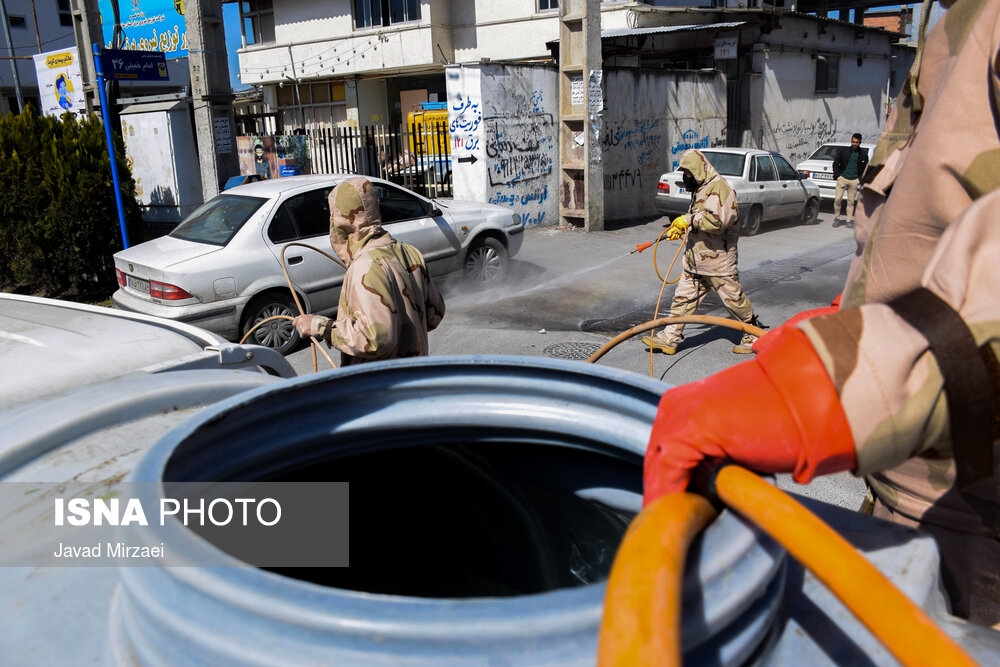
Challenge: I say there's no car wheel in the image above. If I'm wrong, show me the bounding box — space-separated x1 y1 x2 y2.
242 292 300 355
464 237 509 285
802 197 820 224
742 206 763 236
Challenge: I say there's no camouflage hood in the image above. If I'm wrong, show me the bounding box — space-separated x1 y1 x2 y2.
329 177 387 266
678 149 720 188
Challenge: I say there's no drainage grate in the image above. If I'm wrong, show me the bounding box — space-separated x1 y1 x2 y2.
544 342 602 360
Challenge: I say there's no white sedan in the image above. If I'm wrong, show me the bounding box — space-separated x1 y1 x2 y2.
113 175 524 354
655 148 821 236
795 142 876 199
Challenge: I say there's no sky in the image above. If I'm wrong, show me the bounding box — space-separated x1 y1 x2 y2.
222 3 251 92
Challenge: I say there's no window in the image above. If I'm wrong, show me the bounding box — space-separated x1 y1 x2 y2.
267 188 333 243
355 0 420 29
754 156 776 182
8 15 27 29
701 151 745 177
537 0 558 10
241 0 275 46
772 154 798 180
374 183 428 223
170 195 267 246
815 54 839 93
808 144 840 161
57 0 72 26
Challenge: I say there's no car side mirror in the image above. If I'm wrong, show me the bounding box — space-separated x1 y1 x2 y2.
426 204 442 217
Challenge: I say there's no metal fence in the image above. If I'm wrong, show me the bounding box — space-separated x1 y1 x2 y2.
297 122 454 199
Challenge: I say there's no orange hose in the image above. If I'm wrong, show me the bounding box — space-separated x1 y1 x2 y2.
714 466 978 667
587 315 766 364
597 493 717 667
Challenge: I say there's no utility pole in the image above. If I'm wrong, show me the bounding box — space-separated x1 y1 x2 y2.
0 0 25 111
558 0 603 231
187 0 238 200
70 0 105 114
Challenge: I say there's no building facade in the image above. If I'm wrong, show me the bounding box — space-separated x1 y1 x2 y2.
0 0 76 114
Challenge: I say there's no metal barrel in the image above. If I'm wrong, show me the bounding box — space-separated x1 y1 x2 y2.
115 356 785 665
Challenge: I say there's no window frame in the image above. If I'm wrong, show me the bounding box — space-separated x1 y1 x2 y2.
753 155 777 182
771 154 799 180
815 54 840 94
240 0 275 46
354 0 421 30
374 182 432 224
57 0 72 26
267 187 334 244
8 15 27 29
537 0 559 12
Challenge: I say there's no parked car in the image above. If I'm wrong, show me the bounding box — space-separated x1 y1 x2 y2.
113 175 524 355
654 148 821 236
795 142 877 199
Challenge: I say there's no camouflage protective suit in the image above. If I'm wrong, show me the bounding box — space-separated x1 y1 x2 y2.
795 0 1000 624
304 177 445 364
653 149 758 350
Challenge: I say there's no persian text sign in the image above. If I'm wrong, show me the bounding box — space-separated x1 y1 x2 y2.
99 0 188 59
714 36 738 60
101 49 169 81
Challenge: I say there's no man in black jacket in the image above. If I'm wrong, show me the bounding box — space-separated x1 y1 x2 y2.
831 133 869 228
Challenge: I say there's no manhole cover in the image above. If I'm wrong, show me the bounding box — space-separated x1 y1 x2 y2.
543 342 602 360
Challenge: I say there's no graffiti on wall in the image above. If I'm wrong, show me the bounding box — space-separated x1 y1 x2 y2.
602 119 662 167
484 113 555 186
668 129 724 171
769 118 840 164
604 169 641 192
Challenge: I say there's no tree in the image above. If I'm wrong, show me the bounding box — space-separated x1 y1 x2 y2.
0 107 141 299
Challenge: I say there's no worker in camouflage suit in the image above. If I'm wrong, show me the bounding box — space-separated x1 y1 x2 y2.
293 177 445 365
641 149 762 355
644 0 1000 627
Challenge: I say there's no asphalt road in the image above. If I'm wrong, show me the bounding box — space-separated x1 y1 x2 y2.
287 204 867 509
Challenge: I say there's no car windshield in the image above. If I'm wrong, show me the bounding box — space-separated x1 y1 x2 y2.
808 145 842 161
169 195 267 246
700 151 745 177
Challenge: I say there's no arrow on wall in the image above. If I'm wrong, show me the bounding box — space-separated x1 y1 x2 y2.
458 155 478 164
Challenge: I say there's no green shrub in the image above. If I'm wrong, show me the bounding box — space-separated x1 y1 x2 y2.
0 107 141 299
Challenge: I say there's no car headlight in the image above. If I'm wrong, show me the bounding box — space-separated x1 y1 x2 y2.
512 213 522 226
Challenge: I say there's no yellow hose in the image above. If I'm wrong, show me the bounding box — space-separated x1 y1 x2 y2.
597 493 717 667
648 228 687 377
714 466 978 667
240 241 346 372
587 315 766 364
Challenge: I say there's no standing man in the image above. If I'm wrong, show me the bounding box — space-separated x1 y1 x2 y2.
831 133 869 228
641 149 762 355
293 177 445 366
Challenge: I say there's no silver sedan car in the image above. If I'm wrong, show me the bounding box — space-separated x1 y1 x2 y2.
112 175 524 354
654 148 821 236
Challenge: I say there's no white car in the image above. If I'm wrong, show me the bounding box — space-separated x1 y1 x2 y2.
655 148 821 236
112 175 524 354
795 142 877 199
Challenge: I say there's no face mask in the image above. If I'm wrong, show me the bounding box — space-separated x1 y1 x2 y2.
683 174 699 190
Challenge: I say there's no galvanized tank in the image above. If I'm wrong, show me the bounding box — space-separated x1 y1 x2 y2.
116 356 785 665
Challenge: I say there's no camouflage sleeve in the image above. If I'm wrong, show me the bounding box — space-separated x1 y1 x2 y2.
798 190 1000 474
425 268 445 332
690 182 737 235
328 255 397 359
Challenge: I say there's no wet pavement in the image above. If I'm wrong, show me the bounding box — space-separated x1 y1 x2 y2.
287 206 867 509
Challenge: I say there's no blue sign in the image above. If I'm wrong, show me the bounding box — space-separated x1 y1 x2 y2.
101 49 169 81
98 0 188 59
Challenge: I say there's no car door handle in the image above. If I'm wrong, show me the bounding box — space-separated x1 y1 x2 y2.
287 256 303 265
782 184 788 188
759 185 764 189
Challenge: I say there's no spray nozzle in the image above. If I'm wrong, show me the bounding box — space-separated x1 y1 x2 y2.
631 241 654 255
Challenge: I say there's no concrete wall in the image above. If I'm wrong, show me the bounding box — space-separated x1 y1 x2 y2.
447 63 559 228
748 17 891 164
601 68 727 221
448 63 728 225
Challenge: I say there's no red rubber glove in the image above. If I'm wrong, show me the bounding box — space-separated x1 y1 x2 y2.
643 326 857 505
752 293 842 354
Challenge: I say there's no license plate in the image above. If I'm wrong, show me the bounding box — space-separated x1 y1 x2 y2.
127 275 150 294
677 187 686 194
812 172 833 180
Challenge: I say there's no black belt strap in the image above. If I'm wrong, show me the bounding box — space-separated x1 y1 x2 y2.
887 288 995 490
